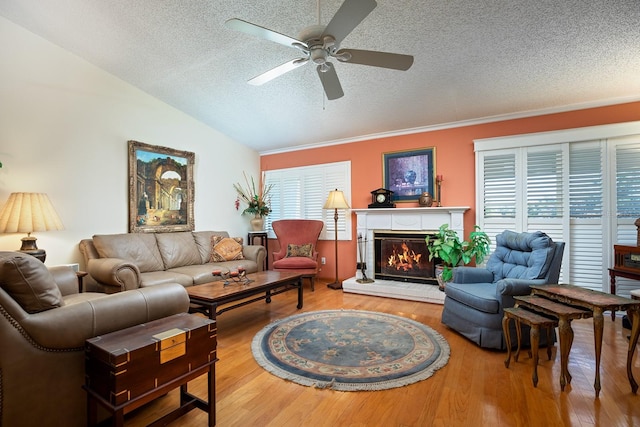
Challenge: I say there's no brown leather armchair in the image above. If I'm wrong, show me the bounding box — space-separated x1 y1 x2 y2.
0 251 190 427
272 219 324 290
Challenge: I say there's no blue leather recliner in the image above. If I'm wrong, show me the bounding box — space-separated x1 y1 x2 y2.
441 230 565 350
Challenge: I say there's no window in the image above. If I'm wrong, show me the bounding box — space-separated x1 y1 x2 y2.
264 161 351 240
475 122 640 294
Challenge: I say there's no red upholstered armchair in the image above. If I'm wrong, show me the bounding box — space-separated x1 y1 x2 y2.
272 219 324 291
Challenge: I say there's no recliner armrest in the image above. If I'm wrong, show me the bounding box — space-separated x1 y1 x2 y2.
496 278 546 297
452 266 494 284
86 257 141 292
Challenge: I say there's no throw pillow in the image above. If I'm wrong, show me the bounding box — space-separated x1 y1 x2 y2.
0 251 64 313
286 243 313 258
210 236 245 262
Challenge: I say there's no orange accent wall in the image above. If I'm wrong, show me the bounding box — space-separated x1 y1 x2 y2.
262 101 640 282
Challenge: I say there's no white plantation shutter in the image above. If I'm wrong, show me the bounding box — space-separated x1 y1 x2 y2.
264 161 351 240
616 140 640 220
569 142 605 291
476 123 640 293
526 149 563 219
612 137 640 295
478 151 518 247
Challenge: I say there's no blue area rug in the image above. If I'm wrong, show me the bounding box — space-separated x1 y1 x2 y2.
251 309 450 391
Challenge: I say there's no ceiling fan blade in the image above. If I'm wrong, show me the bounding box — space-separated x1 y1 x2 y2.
322 0 377 45
248 58 309 86
225 18 303 48
317 63 344 100
336 49 414 70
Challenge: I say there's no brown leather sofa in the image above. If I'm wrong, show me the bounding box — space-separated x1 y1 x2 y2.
79 230 266 293
0 251 190 427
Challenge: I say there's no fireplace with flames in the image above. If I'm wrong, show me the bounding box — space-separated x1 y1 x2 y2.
373 231 438 285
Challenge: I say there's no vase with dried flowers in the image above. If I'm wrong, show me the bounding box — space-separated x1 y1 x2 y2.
234 172 273 230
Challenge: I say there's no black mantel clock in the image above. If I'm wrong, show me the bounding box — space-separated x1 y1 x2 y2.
368 188 395 208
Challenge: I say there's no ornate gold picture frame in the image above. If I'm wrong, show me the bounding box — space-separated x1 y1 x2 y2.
128 140 195 233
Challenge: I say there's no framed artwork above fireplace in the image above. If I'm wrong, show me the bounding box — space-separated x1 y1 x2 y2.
382 147 435 203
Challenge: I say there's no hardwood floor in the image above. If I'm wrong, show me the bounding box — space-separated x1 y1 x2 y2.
126 281 640 427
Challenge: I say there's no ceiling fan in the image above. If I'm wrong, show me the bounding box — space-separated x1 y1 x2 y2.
225 0 414 100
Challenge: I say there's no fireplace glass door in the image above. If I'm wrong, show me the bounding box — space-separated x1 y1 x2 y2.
374 231 437 285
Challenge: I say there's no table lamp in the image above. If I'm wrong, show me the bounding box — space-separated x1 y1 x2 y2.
323 189 350 290
0 192 65 262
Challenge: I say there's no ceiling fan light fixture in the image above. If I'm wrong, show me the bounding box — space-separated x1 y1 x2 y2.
310 46 327 65
335 51 352 62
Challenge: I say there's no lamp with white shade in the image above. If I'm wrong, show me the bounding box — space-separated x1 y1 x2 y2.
0 192 65 262
323 188 350 290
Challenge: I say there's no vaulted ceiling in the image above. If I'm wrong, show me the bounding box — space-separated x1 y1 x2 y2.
1 1 639 153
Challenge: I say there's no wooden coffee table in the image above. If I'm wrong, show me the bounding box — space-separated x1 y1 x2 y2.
187 271 304 320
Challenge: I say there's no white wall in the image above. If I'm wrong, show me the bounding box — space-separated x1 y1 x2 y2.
0 16 260 267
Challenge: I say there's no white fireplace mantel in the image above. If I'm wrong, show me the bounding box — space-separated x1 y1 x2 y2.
343 206 469 303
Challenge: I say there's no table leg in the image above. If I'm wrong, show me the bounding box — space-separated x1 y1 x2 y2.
610 271 617 320
297 278 303 309
531 325 540 387
503 314 512 368
627 308 640 394
87 393 98 427
592 307 604 397
558 316 573 391
514 319 522 362
546 326 553 360
208 364 216 427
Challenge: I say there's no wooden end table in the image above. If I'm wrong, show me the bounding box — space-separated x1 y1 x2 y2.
513 295 591 390
503 306 558 387
531 284 640 397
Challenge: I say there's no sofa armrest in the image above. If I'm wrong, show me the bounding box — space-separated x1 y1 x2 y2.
496 278 546 297
452 266 494 284
86 257 141 292
243 245 266 271
19 283 189 349
49 265 80 296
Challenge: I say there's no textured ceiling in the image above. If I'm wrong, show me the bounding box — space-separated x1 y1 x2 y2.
1 0 639 153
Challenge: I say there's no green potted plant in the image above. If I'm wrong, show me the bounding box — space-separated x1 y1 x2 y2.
234 172 273 230
426 224 491 288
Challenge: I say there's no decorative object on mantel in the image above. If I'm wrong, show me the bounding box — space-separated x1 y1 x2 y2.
426 224 490 290
418 192 433 207
251 310 450 391
435 174 443 207
383 147 435 203
323 189 350 290
0 192 64 262
356 233 374 283
368 188 395 208
234 171 273 231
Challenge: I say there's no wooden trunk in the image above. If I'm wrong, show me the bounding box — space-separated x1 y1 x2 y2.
85 313 216 407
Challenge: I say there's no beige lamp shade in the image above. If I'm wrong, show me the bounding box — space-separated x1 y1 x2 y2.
0 193 64 233
323 189 350 210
